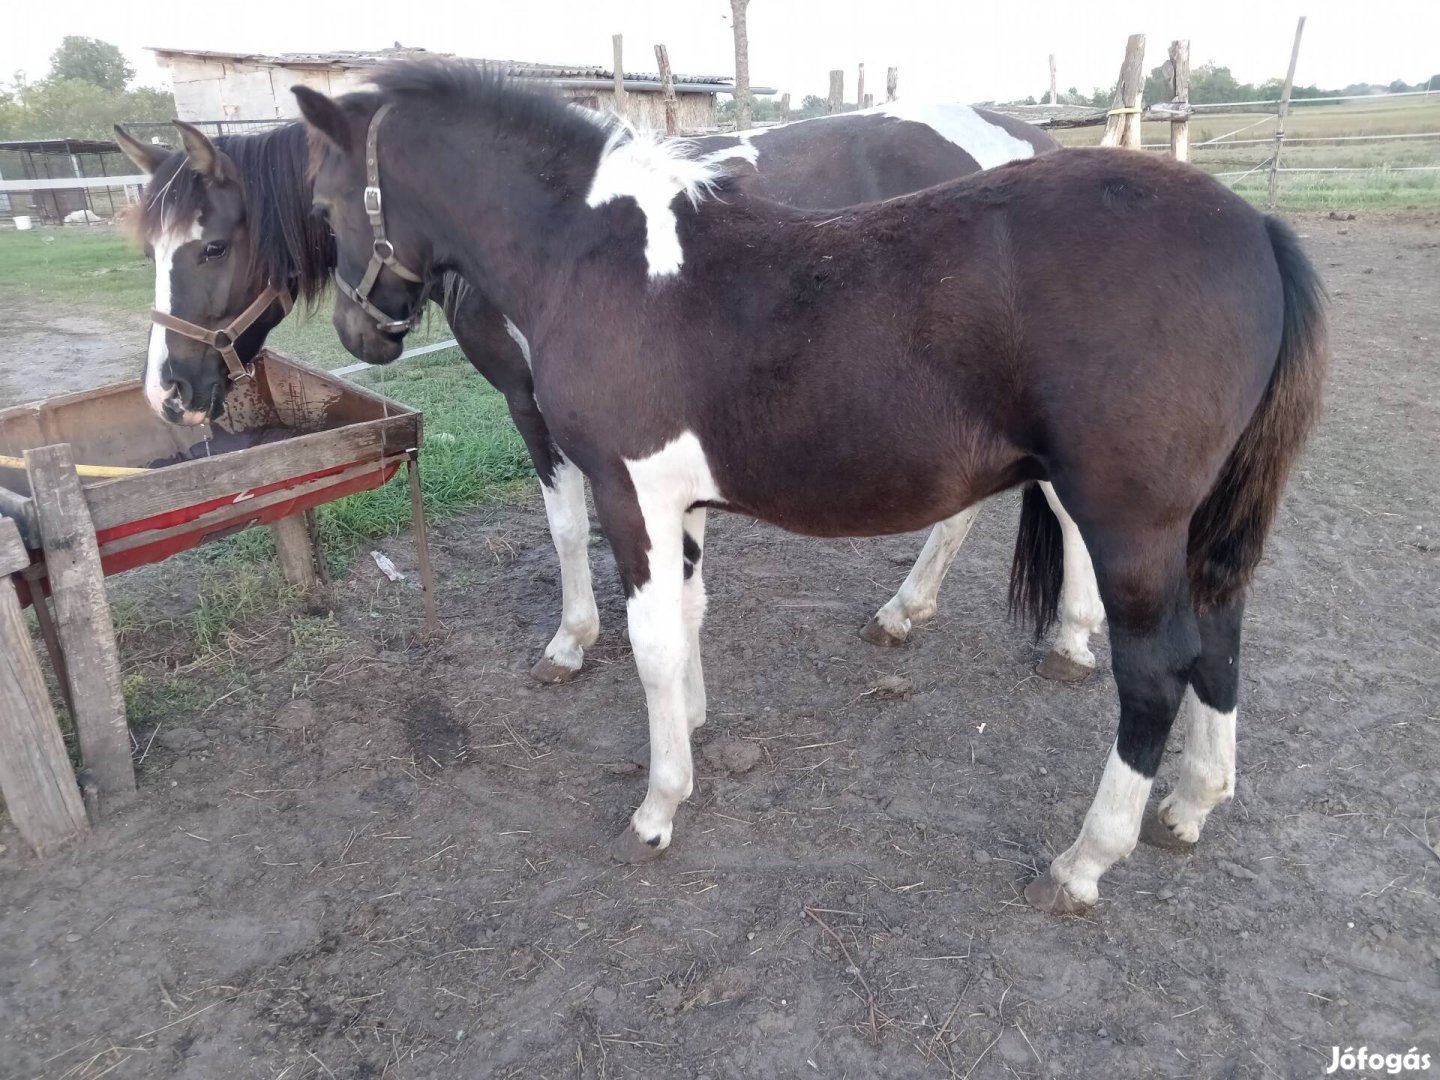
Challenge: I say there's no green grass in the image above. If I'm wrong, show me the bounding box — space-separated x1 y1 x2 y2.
0 228 153 309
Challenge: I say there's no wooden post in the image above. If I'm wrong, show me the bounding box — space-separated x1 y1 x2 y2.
886 67 897 102
611 34 627 118
856 63 865 110
827 70 844 114
407 455 440 635
271 513 319 593
25 444 135 802
1100 34 1147 149
1049 54 1058 105
654 44 679 136
0 518 89 854
863 93 873 109
729 0 752 131
1168 40 1191 162
1268 16 1307 209
779 92 791 118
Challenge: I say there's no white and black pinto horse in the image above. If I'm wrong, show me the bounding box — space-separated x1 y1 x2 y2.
298 61 1326 914
117 98 1106 688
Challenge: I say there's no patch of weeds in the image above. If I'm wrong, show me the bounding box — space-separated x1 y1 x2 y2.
194 561 294 650
288 613 346 669
122 672 212 728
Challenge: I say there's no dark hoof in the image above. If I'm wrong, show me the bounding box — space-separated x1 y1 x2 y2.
860 616 907 648
609 825 667 864
1036 651 1093 683
1140 808 1197 851
530 655 580 684
1024 870 1093 916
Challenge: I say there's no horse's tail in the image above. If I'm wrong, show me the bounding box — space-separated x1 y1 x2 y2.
1009 482 1063 638
1187 216 1328 609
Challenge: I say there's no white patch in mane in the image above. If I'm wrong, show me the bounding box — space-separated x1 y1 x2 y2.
585 127 721 279
873 100 1035 169
697 134 758 168
502 315 532 370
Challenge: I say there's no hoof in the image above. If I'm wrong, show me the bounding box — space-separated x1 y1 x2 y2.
1024 870 1094 916
1036 651 1093 684
860 616 908 648
609 825 667 864
530 655 580 684
1139 808 1198 851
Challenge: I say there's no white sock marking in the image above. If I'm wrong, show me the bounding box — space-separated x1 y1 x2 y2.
1158 689 1237 843
586 128 722 279
538 457 599 673
1039 482 1105 669
622 432 721 846
144 220 203 418
872 505 981 640
683 507 708 733
1047 742 1152 907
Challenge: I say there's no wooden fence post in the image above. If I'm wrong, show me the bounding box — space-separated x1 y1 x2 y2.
655 44 679 136
779 92 791 117
1168 40 1191 162
1049 54 1058 105
1100 34 1147 149
856 63 865 110
612 34 627 118
1268 16 1307 209
25 444 135 803
730 0 752 131
0 518 90 854
886 67 897 102
827 70 843 114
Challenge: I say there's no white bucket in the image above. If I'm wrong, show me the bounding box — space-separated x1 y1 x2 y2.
13 215 32 231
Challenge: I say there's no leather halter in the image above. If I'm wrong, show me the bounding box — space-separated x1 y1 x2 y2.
151 283 293 382
332 102 426 335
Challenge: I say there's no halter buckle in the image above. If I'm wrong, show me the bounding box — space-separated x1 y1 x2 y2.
364 186 383 215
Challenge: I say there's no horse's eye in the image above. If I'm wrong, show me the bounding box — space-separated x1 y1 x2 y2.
203 240 229 261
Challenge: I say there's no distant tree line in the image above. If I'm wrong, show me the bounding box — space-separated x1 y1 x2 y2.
0 37 177 141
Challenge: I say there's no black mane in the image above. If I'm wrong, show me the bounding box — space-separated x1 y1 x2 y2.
138 122 333 305
369 58 610 153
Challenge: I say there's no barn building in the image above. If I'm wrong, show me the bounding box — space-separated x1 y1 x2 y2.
148 46 772 133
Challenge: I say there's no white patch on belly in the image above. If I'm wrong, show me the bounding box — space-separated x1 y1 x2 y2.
502 315 532 370
586 129 721 279
144 220 203 417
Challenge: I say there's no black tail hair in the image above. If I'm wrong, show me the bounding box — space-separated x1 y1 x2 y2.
1008 482 1063 638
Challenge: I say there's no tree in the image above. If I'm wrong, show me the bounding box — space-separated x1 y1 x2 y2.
0 79 176 140
798 94 828 118
729 0 751 131
48 36 135 92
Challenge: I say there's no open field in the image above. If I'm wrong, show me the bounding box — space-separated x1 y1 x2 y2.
0 212 1436 1078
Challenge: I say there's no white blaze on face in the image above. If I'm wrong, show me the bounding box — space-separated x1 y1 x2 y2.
586 129 720 279
144 220 204 417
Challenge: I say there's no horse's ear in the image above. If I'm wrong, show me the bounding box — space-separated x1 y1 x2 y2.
113 125 170 176
173 121 237 185
293 86 352 154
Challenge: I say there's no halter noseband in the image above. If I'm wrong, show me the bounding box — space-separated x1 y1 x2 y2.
151 283 293 382
332 102 426 335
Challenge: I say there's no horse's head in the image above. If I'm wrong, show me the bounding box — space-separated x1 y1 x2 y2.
294 87 429 366
116 122 297 425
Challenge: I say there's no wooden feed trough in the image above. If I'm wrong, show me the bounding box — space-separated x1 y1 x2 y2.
0 350 435 855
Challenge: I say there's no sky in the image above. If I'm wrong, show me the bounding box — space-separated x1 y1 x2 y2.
3 0 1437 106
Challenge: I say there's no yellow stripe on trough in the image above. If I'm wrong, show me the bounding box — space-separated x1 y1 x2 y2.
0 455 148 479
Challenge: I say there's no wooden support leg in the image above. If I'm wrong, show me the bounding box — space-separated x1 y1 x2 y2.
407 455 440 635
23 444 135 804
0 520 89 854
272 512 319 593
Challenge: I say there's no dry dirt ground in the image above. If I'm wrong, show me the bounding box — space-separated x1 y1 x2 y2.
1 214 1437 1079
0 288 144 409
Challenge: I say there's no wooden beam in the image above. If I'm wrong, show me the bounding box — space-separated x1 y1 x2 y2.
1268 17 1307 209
856 63 865 110
271 513 319 593
0 520 89 855
886 67 897 102
611 34 627 117
827 70 843 114
407 456 440 635
730 0 752 131
25 444 135 802
1100 34 1147 149
654 44 680 136
1168 40 1191 163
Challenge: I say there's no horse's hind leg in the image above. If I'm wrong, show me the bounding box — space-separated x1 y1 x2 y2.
1027 527 1199 914
531 454 601 683
861 506 980 646
1142 600 1243 849
683 507 708 733
1035 482 1106 683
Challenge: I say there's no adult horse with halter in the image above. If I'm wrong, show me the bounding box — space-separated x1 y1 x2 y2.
116 99 1106 686
297 60 1325 914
